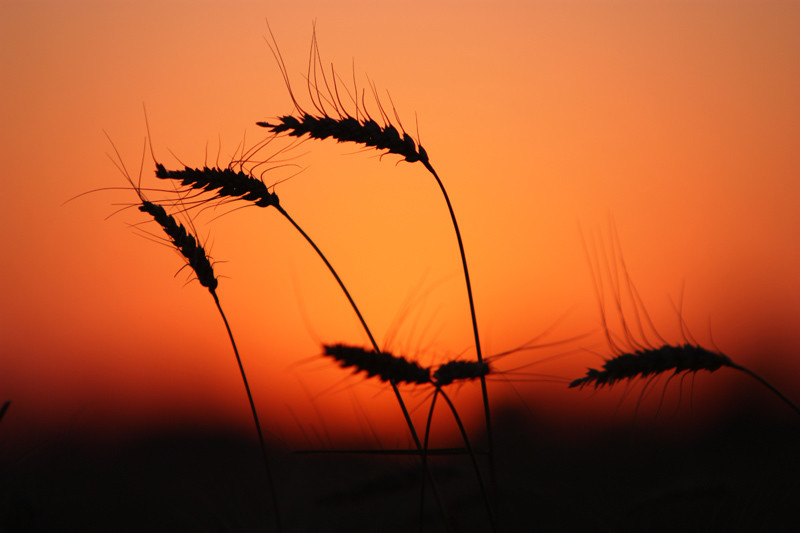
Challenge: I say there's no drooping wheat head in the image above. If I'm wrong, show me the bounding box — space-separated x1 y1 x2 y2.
569 343 733 389
137 200 218 291
258 21 429 166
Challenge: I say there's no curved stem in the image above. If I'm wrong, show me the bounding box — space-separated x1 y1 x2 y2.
276 204 378 350
421 388 440 532
437 388 496 532
210 289 282 532
730 363 800 417
421 160 495 494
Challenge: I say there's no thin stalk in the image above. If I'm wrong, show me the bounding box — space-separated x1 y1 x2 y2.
435 387 496 532
275 204 377 350
730 363 800 417
210 289 282 532
421 160 495 496
420 390 440 532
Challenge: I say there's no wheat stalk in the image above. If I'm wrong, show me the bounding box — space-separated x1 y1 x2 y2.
155 164 280 208
260 23 496 493
107 136 283 531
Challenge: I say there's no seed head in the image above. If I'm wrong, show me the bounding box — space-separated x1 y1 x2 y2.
322 343 431 385
433 360 491 386
155 164 280 209
569 344 733 389
258 115 428 166
138 200 218 291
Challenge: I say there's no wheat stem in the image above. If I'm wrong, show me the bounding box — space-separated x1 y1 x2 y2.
421 160 495 501
425 387 496 533
210 290 283 532
275 205 378 350
729 363 800 417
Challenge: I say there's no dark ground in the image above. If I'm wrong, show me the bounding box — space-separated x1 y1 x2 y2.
2 400 799 533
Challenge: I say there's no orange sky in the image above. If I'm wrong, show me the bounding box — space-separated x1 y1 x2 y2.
2 1 799 450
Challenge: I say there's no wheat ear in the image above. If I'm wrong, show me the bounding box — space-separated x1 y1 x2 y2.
573 220 800 418
569 345 800 417
260 25 495 493
107 136 283 531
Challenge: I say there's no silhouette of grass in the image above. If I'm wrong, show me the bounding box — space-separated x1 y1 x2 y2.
433 360 491 387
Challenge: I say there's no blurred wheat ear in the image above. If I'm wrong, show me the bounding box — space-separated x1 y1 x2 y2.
572 220 800 419
322 344 432 385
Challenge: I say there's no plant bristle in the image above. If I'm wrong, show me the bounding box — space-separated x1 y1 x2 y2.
322 343 431 385
569 344 733 389
138 200 218 291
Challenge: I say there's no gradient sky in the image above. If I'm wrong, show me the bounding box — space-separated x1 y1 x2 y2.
2 0 799 450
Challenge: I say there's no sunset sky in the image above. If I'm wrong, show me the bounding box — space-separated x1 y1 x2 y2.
3 1 799 452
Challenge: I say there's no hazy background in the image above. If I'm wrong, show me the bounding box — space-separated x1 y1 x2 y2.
3 0 799 454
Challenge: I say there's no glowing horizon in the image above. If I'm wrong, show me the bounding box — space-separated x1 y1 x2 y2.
3 1 800 452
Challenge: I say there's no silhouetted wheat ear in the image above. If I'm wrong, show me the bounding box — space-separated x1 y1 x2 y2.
569 343 733 389
155 164 280 208
433 360 491 387
257 115 429 165
138 200 217 291
322 344 432 385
